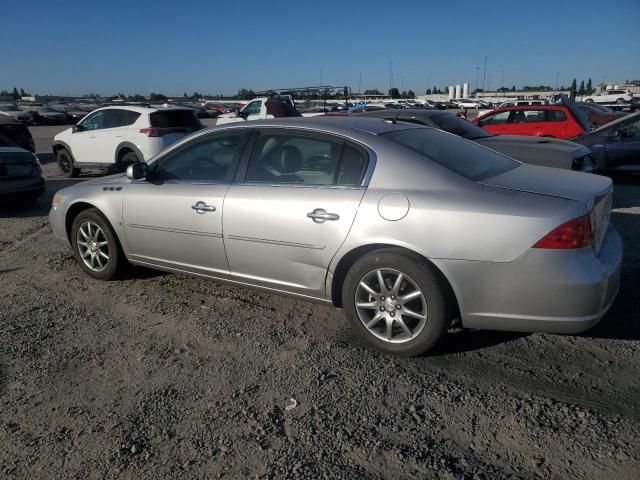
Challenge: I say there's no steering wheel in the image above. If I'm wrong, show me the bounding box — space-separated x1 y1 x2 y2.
190 156 222 179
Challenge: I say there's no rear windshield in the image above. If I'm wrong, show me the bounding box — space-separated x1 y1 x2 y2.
428 113 492 140
0 124 33 151
150 110 202 132
383 128 518 181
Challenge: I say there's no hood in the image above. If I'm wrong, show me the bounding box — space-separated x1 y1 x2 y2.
480 163 611 208
78 173 129 186
558 94 592 133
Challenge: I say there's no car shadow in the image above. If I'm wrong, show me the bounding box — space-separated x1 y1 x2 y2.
432 329 529 355
37 152 55 165
581 209 640 341
0 268 21 275
0 178 84 219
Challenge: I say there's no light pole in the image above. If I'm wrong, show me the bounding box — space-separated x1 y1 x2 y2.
488 73 492 92
482 56 487 91
389 62 393 93
475 66 479 93
555 72 559 91
501 70 504 91
358 72 362 95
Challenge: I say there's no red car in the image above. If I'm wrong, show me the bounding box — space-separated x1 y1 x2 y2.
473 102 590 139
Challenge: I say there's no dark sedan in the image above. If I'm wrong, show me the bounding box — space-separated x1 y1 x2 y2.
354 109 594 171
577 102 626 128
0 135 45 205
574 112 640 173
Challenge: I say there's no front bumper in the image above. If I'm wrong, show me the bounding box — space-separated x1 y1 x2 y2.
49 205 71 247
440 225 623 334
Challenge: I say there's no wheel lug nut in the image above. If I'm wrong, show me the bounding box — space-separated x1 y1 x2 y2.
396 304 401 309
380 306 385 311
380 296 385 301
390 312 395 317
391 296 395 300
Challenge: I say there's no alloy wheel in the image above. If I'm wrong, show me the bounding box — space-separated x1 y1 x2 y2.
355 268 427 343
58 152 71 173
76 221 110 272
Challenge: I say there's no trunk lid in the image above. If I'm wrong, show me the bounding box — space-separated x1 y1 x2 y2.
481 164 613 253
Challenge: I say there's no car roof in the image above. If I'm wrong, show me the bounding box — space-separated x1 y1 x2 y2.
213 116 425 136
592 111 640 133
93 105 193 114
356 108 445 120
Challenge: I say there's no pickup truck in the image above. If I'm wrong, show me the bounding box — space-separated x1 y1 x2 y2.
216 96 324 125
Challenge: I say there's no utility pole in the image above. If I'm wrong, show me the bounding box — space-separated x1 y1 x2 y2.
501 70 504 90
320 69 323 87
555 72 559 91
358 72 362 95
488 74 492 92
475 66 479 92
401 76 404 93
482 56 487 91
389 62 393 92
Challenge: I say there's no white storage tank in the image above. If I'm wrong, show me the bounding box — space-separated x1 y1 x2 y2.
448 86 454 100
463 83 469 98
455 85 461 99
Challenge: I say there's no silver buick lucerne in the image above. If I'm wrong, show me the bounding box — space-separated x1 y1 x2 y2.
49 117 622 356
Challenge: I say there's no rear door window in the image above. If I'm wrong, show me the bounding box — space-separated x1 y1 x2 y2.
546 110 568 122
103 109 130 129
245 131 369 186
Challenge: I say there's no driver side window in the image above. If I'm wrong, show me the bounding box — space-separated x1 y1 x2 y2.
243 101 262 115
152 132 249 182
80 110 106 131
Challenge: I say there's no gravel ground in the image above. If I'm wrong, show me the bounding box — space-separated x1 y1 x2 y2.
0 126 639 479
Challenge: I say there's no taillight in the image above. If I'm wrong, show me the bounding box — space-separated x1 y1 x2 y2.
533 214 592 249
139 128 161 137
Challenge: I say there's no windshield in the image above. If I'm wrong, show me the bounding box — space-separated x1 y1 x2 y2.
383 128 518 181
429 113 492 140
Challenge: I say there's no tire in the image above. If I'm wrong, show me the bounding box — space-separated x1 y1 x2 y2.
616 98 625 105
118 151 140 172
342 248 453 356
71 208 124 280
56 148 79 178
585 98 593 103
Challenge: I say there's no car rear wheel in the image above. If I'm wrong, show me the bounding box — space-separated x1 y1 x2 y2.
71 208 123 280
342 248 452 356
57 148 79 178
617 98 625 104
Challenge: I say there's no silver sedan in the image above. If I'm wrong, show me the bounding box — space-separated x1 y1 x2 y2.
49 117 623 356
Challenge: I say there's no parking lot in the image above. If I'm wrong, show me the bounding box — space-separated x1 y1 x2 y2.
0 124 639 479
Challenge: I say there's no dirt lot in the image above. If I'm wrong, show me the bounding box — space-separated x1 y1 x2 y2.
0 126 639 479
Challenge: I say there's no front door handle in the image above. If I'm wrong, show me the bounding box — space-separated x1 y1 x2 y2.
191 201 216 214
307 208 339 223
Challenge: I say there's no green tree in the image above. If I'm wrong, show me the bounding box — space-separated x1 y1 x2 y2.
433 85 438 94
20 88 26 96
586 78 593 94
407 89 415 99
363 89 382 95
425 88 431 95
570 78 577 92
578 80 585 95
388 88 400 99
12 87 19 100
149 92 168 102
511 85 516 92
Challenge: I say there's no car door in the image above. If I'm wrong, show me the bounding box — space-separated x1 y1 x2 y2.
242 100 264 121
70 110 107 165
99 109 134 164
605 116 640 170
122 130 251 277
223 129 370 298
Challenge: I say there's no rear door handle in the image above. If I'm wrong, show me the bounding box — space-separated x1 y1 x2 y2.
307 208 339 223
191 201 216 214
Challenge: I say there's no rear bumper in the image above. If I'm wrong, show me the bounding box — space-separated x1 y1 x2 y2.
0 177 45 197
440 225 623 334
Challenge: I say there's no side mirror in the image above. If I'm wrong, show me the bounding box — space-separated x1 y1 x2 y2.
238 110 249 120
72 124 84 133
126 162 148 180
477 120 485 127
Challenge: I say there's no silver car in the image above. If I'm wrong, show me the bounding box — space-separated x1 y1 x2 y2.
49 117 623 356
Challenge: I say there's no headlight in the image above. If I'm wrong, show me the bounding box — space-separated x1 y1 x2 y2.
52 192 62 209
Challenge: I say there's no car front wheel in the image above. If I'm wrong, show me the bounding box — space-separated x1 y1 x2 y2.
56 148 79 178
342 248 452 356
71 209 123 280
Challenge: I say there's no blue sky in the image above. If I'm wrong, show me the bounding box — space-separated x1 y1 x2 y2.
2 0 639 96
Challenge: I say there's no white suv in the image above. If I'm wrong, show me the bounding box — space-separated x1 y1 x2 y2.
53 106 203 177
583 89 633 104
